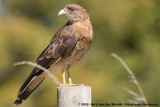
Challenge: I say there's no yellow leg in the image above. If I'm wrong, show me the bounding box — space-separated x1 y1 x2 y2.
67 70 72 84
62 70 66 84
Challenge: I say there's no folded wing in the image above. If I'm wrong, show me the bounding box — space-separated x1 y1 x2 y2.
13 25 78 105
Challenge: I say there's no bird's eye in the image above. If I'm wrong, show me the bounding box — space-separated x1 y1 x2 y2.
68 7 75 11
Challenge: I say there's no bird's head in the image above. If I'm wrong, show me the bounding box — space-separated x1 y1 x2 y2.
58 4 89 23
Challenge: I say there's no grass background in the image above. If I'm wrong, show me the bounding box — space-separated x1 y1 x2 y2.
0 0 160 107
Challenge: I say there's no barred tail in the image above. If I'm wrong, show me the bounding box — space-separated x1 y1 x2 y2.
13 69 46 106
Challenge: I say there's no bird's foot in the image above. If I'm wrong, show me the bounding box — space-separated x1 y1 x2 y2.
58 83 86 86
58 83 77 86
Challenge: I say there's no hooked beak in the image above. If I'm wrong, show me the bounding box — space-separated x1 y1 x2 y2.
58 9 66 16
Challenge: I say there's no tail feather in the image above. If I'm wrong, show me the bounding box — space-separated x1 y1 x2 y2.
13 69 46 106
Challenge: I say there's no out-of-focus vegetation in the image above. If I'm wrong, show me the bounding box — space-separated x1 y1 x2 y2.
0 0 160 107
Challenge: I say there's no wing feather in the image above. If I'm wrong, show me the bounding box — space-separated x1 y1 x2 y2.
14 25 78 105
36 26 78 68
20 26 78 93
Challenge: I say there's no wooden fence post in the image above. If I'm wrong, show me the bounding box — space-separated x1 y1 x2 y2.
57 85 91 107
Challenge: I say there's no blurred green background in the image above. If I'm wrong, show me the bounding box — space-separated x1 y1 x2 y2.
0 0 160 107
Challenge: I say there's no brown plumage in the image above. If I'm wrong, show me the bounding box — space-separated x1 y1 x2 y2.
13 4 93 105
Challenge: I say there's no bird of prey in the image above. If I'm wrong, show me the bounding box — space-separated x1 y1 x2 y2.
13 4 93 105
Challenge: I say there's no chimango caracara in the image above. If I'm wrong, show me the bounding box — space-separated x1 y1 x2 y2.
13 4 93 105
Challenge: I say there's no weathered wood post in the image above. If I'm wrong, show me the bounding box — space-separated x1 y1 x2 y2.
57 85 91 107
